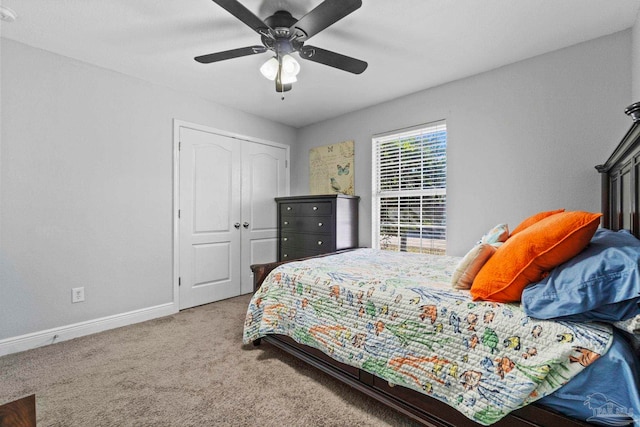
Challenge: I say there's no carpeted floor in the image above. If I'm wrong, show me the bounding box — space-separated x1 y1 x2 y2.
0 294 422 426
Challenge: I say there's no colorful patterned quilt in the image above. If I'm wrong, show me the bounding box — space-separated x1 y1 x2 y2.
243 249 613 425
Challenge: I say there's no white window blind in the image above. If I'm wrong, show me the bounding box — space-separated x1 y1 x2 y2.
373 121 447 254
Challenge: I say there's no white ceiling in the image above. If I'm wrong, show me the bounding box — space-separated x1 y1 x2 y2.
2 0 640 128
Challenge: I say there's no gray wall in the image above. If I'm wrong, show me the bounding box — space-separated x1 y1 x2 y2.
1 26 637 344
0 39 296 340
292 30 632 256
0 38 2 247
634 11 640 101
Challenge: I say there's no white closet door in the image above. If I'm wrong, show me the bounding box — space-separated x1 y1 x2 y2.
240 143 288 294
179 127 241 309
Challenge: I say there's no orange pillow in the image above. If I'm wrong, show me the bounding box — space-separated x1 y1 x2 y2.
510 209 565 236
470 211 602 302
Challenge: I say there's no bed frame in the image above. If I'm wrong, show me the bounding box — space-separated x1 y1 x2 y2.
250 102 640 427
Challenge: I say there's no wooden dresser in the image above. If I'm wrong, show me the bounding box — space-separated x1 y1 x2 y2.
276 195 359 261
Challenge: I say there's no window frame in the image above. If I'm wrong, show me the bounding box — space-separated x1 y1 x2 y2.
371 120 447 254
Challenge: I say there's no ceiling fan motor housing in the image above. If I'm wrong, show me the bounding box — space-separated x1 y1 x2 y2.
264 10 298 31
261 11 305 56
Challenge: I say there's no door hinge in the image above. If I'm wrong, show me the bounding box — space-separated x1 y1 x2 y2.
285 159 288 168
178 141 182 151
178 209 181 218
178 277 181 287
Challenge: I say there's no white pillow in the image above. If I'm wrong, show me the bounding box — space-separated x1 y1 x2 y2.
479 223 509 244
451 243 502 290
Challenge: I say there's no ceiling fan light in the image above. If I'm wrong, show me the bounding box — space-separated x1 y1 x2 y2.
281 54 301 76
260 57 279 81
280 73 298 85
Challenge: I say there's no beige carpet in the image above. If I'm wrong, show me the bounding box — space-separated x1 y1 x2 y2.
0 294 421 426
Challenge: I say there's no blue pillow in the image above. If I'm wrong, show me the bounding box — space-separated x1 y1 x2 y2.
522 228 640 321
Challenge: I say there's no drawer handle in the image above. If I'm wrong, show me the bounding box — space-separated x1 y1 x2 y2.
284 221 289 225
283 254 288 258
287 206 292 211
317 241 323 245
318 222 323 227
283 237 288 241
312 206 318 211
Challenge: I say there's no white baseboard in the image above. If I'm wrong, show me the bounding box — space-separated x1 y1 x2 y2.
0 302 178 357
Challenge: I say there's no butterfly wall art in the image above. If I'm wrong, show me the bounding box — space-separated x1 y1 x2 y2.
309 140 354 195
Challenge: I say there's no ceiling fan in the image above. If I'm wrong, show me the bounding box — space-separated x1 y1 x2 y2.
195 0 368 93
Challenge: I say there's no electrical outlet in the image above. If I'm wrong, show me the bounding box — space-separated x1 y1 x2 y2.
71 287 85 303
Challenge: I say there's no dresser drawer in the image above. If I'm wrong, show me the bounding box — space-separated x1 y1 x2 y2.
280 247 326 260
280 201 332 217
281 216 332 233
281 233 335 251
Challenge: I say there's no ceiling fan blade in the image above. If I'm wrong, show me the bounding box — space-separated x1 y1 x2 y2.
299 45 367 74
195 46 267 63
211 0 271 35
291 0 362 40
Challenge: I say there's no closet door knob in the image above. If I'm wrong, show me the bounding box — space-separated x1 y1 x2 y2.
243 222 249 229
234 223 241 229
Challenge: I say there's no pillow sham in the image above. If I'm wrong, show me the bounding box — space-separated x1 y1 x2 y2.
451 243 500 290
522 228 640 322
451 224 509 290
510 208 565 236
471 211 601 303
479 223 509 244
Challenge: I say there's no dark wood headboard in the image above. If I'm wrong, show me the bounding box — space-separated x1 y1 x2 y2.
596 102 640 238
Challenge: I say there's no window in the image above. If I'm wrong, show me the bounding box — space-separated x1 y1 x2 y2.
372 121 447 254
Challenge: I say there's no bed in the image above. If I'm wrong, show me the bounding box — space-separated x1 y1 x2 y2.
244 102 640 427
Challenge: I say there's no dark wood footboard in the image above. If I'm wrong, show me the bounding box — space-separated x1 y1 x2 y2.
251 249 357 292
249 255 592 427
0 395 36 427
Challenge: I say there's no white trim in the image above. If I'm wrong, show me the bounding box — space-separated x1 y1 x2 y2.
0 302 176 357
371 135 379 248
173 119 291 151
372 119 447 141
172 119 290 309
173 120 181 311
371 121 448 252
